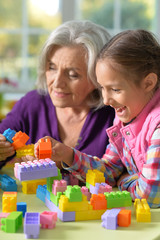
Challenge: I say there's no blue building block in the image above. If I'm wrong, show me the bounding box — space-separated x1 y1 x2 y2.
3 128 16 143
36 185 47 202
17 202 27 217
0 174 17 191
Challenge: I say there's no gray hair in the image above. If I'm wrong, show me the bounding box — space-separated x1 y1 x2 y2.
36 20 111 108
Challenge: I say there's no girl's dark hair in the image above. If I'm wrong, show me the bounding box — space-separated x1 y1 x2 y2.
97 29 160 87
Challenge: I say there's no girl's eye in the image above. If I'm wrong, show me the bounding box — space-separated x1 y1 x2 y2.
111 88 121 92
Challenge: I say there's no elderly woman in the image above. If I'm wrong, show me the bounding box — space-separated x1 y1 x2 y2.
0 20 114 183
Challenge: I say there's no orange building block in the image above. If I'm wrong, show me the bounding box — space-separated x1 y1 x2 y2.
118 209 131 227
39 138 52 159
12 131 30 150
90 194 107 210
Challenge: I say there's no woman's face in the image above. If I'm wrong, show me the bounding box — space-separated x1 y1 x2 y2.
46 45 95 108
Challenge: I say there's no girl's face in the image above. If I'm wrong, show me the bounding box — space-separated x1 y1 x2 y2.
96 61 152 124
46 45 95 109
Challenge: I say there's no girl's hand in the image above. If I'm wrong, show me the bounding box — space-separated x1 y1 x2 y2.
34 136 74 167
0 134 15 161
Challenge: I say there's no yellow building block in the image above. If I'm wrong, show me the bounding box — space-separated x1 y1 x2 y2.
2 192 17 213
22 179 47 194
16 144 34 158
75 209 106 221
86 169 105 186
59 194 92 212
134 198 151 222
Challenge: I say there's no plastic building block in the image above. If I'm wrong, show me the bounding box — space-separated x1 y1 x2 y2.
24 212 40 239
47 169 62 192
81 186 91 201
52 180 67 195
134 198 151 222
64 185 82 202
75 209 106 221
22 178 47 194
2 128 16 143
101 209 121 230
90 182 112 195
90 194 107 210
17 202 27 217
16 144 34 158
50 191 63 206
36 185 47 202
86 169 105 186
12 131 30 150
0 213 10 226
59 194 91 212
45 197 75 222
1 211 23 233
38 138 52 159
40 211 57 229
2 192 17 212
118 209 131 227
0 174 17 191
104 191 132 209
14 158 58 181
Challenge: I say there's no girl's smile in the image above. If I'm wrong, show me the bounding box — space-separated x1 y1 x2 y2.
96 61 154 123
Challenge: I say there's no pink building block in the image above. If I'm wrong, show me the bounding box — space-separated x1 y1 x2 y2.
98 183 112 194
0 213 10 226
40 211 57 229
81 186 91 201
52 180 67 196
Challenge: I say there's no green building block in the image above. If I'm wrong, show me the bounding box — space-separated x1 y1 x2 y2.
86 182 90 190
64 185 82 202
50 192 62 206
1 211 23 233
47 169 62 192
104 190 132 209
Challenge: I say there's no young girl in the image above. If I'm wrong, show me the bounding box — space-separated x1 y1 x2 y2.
35 29 160 208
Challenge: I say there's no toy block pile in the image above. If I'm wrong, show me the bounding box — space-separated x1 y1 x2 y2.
35 168 133 222
2 128 34 167
3 128 30 151
101 208 131 230
0 191 57 236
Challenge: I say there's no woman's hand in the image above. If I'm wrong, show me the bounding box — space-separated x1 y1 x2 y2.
0 134 15 161
34 136 74 167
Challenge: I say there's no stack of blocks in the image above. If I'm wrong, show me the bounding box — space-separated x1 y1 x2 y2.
36 169 133 222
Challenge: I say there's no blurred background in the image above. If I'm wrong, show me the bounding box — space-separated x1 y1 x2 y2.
0 0 160 120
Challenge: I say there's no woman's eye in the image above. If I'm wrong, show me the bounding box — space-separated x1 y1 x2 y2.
69 71 79 79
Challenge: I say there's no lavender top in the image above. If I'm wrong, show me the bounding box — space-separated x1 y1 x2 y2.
0 90 115 168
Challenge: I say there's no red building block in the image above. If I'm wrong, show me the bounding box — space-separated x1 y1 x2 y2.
39 138 52 159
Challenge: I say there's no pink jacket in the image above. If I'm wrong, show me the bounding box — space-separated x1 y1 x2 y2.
106 88 160 172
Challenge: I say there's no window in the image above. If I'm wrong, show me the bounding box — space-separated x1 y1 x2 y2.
78 0 159 36
0 0 61 93
0 0 159 95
